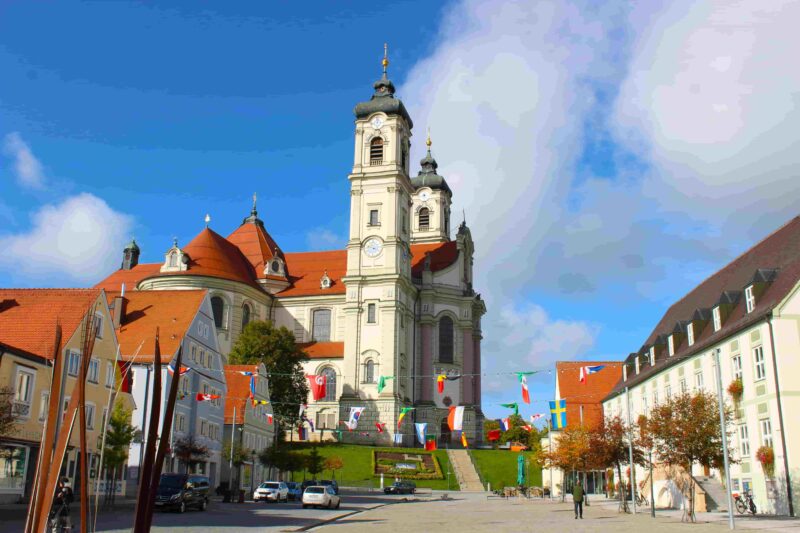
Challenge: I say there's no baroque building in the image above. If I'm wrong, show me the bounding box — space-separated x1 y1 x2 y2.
97 54 487 445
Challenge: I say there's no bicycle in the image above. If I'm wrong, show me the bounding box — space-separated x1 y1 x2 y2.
733 491 757 515
635 491 649 507
46 502 72 532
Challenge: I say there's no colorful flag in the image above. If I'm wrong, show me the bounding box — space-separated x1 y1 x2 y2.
397 407 415 429
168 362 190 376
196 393 219 402
487 429 501 441
267 414 273 425
447 406 465 431
307 374 327 401
299 403 307 419
521 425 533 432
347 407 365 430
414 423 427 445
517 372 536 404
425 435 437 451
579 365 606 383
499 417 511 431
531 413 544 423
302 415 315 433
393 433 403 445
375 422 386 433
500 402 519 415
437 374 446 394
461 431 468 448
549 399 567 429
252 400 269 405
377 375 394 394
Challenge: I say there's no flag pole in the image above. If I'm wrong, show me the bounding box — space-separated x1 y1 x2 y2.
548 418 553 501
626 386 636 514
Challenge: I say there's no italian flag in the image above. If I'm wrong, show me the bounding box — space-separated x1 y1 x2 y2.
517 372 536 404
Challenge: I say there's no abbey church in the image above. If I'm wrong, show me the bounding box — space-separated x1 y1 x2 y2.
97 56 487 444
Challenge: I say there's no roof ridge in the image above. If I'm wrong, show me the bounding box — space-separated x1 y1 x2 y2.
283 249 346 256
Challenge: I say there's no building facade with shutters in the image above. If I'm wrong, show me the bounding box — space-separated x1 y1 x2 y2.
602 216 800 516
96 59 487 445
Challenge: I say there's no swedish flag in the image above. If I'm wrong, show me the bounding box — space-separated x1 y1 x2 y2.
549 399 567 429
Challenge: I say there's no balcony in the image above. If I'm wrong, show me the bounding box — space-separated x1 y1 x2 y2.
12 401 31 418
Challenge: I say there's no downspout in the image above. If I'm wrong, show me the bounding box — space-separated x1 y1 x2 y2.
767 315 794 517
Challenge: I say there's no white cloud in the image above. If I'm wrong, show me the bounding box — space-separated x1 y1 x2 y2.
305 227 345 251
0 193 134 284
3 132 46 189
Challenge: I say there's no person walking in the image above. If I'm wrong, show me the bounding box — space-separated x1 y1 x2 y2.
573 481 584 519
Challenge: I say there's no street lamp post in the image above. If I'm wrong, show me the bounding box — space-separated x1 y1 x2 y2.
250 450 256 498
714 348 736 530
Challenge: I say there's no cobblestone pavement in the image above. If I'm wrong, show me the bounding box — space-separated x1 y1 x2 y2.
317 493 800 532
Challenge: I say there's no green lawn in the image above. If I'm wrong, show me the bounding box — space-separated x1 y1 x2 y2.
469 449 542 491
283 443 459 490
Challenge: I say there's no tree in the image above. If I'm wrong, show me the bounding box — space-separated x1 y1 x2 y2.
541 424 591 501
641 391 734 522
103 402 137 505
323 456 343 481
228 321 309 426
587 416 645 513
306 447 324 478
173 436 210 473
0 387 17 436
223 440 248 488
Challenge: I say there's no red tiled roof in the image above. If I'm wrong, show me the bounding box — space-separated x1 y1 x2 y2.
298 341 344 359
227 222 285 280
95 263 162 292
0 288 103 358
105 290 207 363
556 361 624 429
610 216 800 396
224 364 259 425
411 241 459 276
279 250 347 298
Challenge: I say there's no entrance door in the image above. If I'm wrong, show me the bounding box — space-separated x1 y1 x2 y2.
440 419 451 446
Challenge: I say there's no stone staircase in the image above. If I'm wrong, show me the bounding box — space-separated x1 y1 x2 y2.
447 449 485 492
695 475 728 512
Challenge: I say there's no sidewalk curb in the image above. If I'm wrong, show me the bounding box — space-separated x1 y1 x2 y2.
287 503 390 532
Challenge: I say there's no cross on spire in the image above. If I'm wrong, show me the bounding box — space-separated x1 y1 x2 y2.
382 43 389 76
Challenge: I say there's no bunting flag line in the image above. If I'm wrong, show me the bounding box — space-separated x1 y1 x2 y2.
549 399 567 429
425 434 437 451
487 429 501 441
252 400 269 405
579 365 606 383
267 414 273 425
307 374 327 401
531 413 544 423
415 423 427 445
447 406 465 431
168 362 190 376
499 417 511 431
516 372 536 404
299 403 307 419
521 425 533 432
500 402 519 415
461 431 468 448
393 433 403 445
375 422 386 433
377 375 394 394
397 407 415 429
196 393 219 402
437 374 446 394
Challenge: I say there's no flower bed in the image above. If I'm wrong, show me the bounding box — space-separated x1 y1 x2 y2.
373 450 444 480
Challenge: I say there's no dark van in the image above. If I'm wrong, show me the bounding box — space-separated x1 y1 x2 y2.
154 473 210 513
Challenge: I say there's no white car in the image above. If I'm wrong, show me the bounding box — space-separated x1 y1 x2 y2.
302 485 341 509
254 481 289 503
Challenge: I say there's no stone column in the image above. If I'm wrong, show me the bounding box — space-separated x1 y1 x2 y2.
420 324 434 402
461 328 474 405
473 335 482 407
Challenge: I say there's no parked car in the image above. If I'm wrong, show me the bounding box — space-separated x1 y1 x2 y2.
254 481 289 503
286 482 302 501
154 473 210 513
319 479 339 494
384 481 416 495
300 479 319 491
302 485 341 509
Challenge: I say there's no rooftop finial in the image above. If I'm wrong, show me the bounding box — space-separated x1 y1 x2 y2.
252 192 258 217
382 43 389 77
426 127 432 149
205 213 211 228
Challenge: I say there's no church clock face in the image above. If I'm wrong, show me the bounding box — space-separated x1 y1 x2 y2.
419 191 430 202
364 238 383 257
370 116 384 130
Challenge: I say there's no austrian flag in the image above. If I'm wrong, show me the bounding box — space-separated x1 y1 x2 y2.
196 393 219 402
579 365 606 383
307 374 327 401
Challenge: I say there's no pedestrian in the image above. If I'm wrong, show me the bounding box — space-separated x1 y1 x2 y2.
52 477 74 530
573 481 584 519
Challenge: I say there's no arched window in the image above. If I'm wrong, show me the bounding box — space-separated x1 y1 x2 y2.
169 252 177 267
312 309 331 342
438 316 454 363
241 304 251 330
211 296 225 329
370 138 383 165
419 208 430 231
320 367 336 402
364 360 375 384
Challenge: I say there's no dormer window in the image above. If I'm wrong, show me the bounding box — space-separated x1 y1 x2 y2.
320 270 332 290
370 138 384 165
667 335 675 356
745 285 755 313
264 256 285 277
712 306 722 332
649 346 655 366
687 323 695 346
160 239 189 273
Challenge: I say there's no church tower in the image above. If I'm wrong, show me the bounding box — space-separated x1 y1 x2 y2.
341 46 416 430
410 133 452 243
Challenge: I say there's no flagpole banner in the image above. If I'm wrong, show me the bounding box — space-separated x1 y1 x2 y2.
414 423 427 445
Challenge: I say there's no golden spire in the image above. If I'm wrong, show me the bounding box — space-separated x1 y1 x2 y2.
382 43 389 75
426 127 432 148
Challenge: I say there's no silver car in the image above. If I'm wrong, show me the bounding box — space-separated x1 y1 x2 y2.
254 481 288 503
302 485 341 509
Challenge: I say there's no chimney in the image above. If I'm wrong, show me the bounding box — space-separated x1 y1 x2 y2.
112 284 127 328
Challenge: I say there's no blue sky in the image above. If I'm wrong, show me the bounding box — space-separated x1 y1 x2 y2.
2 0 799 420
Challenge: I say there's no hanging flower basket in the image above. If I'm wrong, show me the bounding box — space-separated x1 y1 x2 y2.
756 446 775 478
727 379 744 402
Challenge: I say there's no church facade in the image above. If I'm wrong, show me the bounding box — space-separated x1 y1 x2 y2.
97 58 486 445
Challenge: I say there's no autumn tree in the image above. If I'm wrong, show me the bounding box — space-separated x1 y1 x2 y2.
103 402 137 506
323 456 344 481
484 415 547 453
228 321 309 426
641 391 734 522
541 424 591 500
173 436 210 473
587 416 645 513
0 387 17 436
